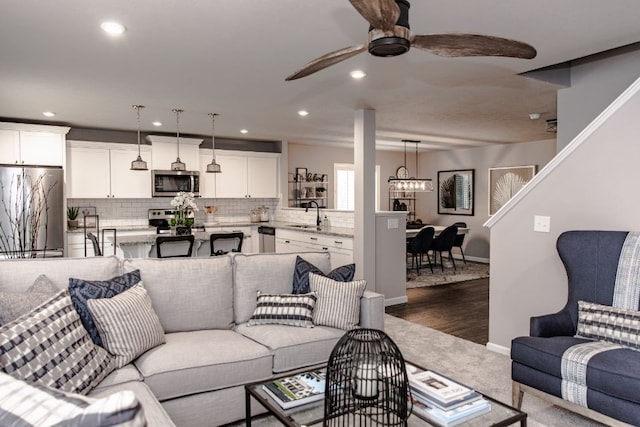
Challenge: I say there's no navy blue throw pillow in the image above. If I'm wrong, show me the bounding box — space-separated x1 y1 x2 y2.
292 256 356 294
68 270 141 347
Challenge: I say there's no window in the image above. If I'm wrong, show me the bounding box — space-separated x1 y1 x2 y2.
333 163 380 211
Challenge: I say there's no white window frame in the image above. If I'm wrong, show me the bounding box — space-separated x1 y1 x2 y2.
333 163 380 211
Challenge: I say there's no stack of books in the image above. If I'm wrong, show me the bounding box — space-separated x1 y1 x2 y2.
262 369 326 410
406 364 491 426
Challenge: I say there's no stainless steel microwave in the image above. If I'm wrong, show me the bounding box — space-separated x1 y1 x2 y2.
152 170 200 197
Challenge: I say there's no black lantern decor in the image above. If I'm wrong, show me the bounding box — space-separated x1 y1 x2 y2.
324 329 411 426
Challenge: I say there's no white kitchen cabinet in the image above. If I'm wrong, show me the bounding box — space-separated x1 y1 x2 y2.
214 151 279 198
275 228 353 269
198 149 217 197
67 141 151 198
148 136 201 172
0 123 69 166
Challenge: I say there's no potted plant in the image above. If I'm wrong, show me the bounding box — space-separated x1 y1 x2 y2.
67 206 79 229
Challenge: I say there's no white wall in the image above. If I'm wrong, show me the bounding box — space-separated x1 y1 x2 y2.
487 73 640 349
288 143 405 210
557 44 640 151
418 140 557 260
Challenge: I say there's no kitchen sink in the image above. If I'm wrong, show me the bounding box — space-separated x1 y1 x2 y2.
290 224 313 228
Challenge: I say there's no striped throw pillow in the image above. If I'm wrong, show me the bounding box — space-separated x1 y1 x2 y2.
309 272 366 330
247 292 317 328
0 290 115 395
87 283 165 368
576 300 640 350
0 372 146 426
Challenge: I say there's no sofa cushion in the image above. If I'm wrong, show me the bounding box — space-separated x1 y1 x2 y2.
247 292 317 328
89 381 176 427
0 290 115 395
88 284 166 368
123 257 234 332
236 322 345 372
576 300 640 350
134 330 273 401
0 256 121 293
310 272 366 330
68 270 142 347
234 252 331 324
0 274 58 325
93 364 143 392
0 372 146 427
292 255 355 294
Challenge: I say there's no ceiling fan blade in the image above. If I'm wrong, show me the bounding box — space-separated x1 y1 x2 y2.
286 44 367 81
411 34 537 59
349 0 400 31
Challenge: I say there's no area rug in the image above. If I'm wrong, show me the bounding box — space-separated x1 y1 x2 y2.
406 260 489 288
237 316 602 427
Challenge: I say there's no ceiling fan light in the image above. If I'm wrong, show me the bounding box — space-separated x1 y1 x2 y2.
368 37 410 57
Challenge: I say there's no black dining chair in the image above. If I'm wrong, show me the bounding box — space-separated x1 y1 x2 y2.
210 232 244 256
452 221 467 264
156 235 195 258
86 232 102 257
406 227 435 274
432 225 458 272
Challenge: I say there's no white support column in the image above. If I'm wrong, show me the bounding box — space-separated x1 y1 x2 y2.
353 109 377 291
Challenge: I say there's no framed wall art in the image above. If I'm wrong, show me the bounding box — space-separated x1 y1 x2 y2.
488 165 537 215
295 167 307 182
437 169 475 216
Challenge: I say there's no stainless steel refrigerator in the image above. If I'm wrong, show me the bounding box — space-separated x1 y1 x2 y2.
0 165 64 258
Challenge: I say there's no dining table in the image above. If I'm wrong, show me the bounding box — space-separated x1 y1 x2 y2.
406 225 469 239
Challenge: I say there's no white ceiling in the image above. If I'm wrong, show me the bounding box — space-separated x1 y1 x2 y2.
2 1 640 152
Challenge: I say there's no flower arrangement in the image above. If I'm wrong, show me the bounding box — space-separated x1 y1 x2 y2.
170 191 198 227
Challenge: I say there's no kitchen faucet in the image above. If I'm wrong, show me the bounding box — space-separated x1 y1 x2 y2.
305 201 322 227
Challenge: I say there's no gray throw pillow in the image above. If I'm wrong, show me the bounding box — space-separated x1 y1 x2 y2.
0 290 115 395
0 274 58 326
87 283 166 368
68 270 142 347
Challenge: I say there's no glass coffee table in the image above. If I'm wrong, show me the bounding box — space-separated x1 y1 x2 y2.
245 362 527 427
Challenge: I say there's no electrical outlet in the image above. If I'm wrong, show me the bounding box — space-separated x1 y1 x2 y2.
534 215 551 233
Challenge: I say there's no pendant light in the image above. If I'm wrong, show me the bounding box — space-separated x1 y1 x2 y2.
130 105 148 170
206 113 222 173
171 108 186 171
387 140 433 192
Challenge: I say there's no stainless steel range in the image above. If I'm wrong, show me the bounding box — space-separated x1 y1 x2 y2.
148 209 175 234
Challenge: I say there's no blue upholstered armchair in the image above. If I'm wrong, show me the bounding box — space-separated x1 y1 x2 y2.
511 231 640 427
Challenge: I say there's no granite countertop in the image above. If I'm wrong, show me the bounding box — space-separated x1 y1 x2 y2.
79 221 353 246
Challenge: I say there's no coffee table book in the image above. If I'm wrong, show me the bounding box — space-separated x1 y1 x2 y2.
411 395 491 427
261 369 326 410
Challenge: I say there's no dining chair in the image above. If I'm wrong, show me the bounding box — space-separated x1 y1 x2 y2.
210 232 244 256
86 232 102 257
406 227 435 274
156 235 195 258
431 225 458 272
452 221 467 264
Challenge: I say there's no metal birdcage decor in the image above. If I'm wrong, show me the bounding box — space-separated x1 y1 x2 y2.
324 328 411 426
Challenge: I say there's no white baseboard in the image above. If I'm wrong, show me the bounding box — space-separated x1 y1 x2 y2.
384 296 408 307
486 342 510 356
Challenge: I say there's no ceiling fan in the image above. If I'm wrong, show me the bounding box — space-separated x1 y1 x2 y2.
285 0 536 81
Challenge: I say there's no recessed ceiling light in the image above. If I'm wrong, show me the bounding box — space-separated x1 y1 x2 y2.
350 70 367 79
298 110 309 117
529 112 541 120
240 129 248 134
152 121 162 127
42 111 56 117
101 21 126 35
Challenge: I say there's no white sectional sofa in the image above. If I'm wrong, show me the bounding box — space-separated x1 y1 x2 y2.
0 252 385 426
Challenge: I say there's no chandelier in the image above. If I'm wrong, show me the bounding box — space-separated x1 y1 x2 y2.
388 140 433 192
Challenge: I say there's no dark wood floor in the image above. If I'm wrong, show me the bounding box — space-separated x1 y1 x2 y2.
385 277 489 345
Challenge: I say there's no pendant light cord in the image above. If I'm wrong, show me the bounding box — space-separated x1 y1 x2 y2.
133 105 144 156
172 108 183 159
